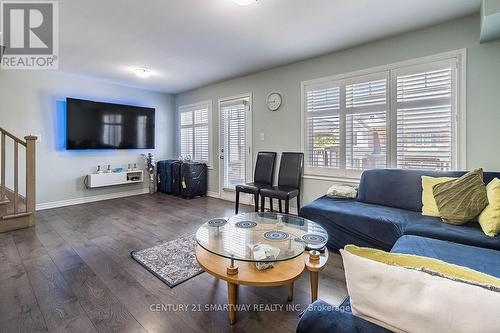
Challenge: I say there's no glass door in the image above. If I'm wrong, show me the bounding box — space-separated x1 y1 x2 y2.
219 94 252 200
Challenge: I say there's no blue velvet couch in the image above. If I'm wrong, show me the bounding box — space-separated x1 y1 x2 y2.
296 169 500 333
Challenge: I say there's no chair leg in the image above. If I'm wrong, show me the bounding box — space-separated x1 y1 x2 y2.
254 193 259 212
285 199 290 214
269 198 274 212
235 190 240 214
296 194 301 215
278 200 283 213
260 195 265 212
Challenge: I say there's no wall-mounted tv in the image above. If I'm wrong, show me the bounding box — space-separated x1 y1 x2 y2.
66 98 155 150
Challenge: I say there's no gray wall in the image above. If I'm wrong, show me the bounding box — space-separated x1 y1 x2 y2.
0 70 175 205
175 14 500 206
175 15 500 203
2 14 499 208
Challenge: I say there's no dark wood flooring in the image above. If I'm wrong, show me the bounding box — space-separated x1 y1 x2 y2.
0 193 347 333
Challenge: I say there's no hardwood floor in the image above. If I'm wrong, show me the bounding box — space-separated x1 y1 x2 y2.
0 194 347 333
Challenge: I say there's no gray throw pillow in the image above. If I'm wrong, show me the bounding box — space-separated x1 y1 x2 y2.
432 169 489 225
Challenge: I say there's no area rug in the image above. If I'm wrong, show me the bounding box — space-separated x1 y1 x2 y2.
131 234 203 288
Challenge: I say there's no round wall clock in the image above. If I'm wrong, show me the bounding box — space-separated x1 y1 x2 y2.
267 92 283 111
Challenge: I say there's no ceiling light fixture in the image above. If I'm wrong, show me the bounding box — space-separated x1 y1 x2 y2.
231 0 257 5
134 68 152 78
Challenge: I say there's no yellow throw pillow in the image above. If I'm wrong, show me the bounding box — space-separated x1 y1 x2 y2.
479 178 500 237
422 176 457 217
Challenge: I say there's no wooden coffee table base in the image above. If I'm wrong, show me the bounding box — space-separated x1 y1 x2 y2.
195 245 329 325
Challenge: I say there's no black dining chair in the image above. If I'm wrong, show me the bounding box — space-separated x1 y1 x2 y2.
235 152 277 214
260 152 304 214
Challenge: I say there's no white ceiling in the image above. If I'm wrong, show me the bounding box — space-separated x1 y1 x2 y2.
59 0 480 94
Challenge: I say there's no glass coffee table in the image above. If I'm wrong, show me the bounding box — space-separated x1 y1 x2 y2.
195 212 329 325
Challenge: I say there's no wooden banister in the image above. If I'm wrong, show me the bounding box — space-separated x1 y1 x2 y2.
25 135 37 226
0 128 27 147
14 141 18 214
0 128 37 230
0 132 5 203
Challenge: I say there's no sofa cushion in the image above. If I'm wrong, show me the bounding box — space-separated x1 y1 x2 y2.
300 196 420 250
404 218 500 251
357 169 500 212
391 235 500 278
341 247 500 333
345 244 500 287
296 300 392 333
300 196 500 251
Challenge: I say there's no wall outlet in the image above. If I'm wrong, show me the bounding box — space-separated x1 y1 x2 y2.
259 133 265 141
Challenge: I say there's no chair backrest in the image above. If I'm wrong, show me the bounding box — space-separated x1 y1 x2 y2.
278 152 304 188
253 152 277 185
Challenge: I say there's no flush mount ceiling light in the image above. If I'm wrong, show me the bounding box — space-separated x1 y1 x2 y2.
231 0 257 5
133 68 152 78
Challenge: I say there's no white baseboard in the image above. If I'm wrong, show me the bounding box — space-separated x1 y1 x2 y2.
36 188 149 211
206 191 220 199
36 187 298 214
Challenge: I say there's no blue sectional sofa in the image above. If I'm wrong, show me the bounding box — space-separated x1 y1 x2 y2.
297 169 500 333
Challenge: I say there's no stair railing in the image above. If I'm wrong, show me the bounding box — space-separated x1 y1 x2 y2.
0 128 37 226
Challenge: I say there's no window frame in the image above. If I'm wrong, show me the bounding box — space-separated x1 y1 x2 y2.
301 49 466 180
178 100 213 167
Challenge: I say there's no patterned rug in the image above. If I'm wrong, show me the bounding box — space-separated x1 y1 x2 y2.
131 234 203 288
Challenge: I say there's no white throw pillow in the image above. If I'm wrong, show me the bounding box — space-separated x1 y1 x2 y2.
326 184 358 199
340 249 500 333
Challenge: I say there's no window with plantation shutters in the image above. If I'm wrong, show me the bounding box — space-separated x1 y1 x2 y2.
394 61 455 171
178 101 212 164
304 73 388 178
302 52 464 178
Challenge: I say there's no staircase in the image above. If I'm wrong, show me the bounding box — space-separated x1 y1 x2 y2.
0 128 37 232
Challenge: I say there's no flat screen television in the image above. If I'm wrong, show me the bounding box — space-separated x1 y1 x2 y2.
66 98 155 150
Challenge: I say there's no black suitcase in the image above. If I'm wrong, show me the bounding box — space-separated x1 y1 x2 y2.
180 162 207 198
157 160 177 193
172 161 182 196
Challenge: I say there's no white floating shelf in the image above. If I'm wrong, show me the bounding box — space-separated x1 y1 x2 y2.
87 170 144 188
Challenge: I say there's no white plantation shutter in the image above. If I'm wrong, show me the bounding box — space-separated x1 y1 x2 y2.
303 54 462 178
305 85 341 169
345 76 388 171
221 98 249 190
395 60 455 171
304 74 388 176
180 127 193 157
346 79 386 108
179 101 211 164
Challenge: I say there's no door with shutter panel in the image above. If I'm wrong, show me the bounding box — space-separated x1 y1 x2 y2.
218 94 252 201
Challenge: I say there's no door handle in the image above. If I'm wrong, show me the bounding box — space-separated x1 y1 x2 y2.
219 156 224 160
